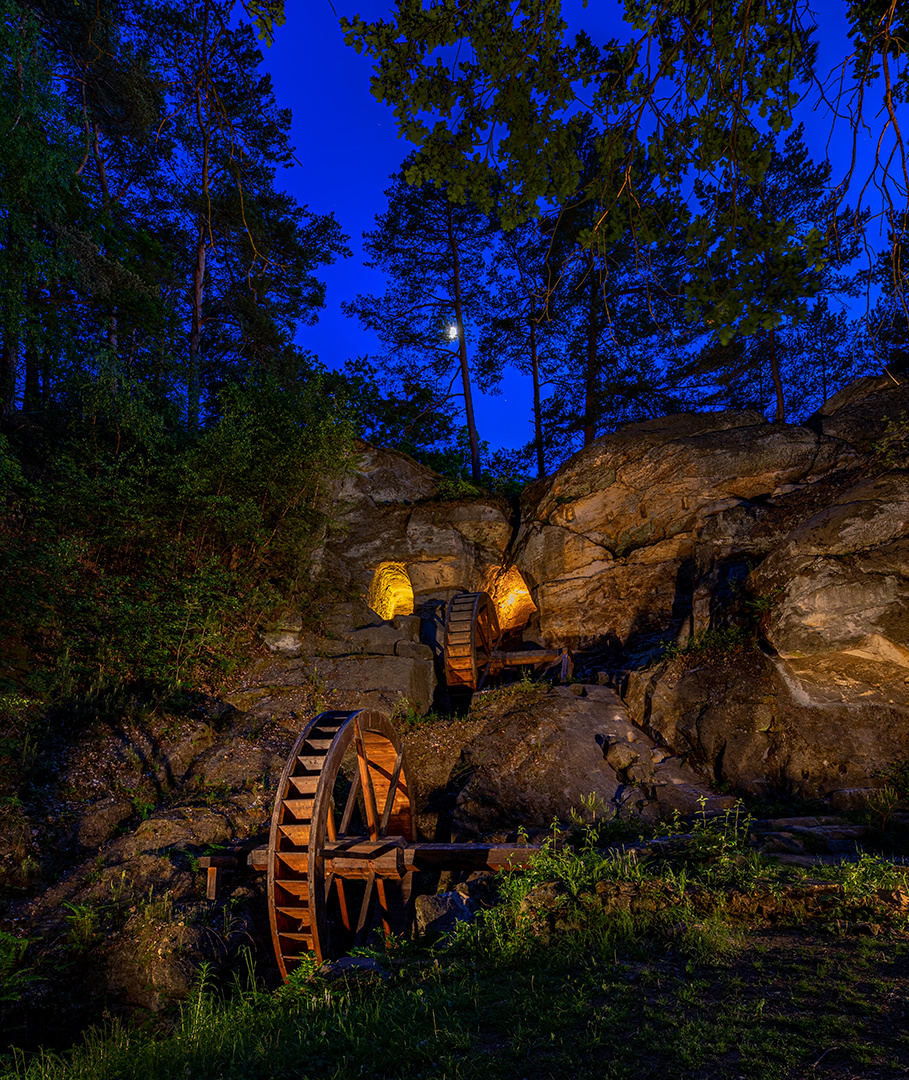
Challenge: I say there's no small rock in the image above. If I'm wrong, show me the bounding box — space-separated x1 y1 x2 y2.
414 891 473 936
318 957 391 981
262 631 302 657
606 741 641 773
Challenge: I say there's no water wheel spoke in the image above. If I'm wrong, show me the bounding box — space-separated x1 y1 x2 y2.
326 871 353 933
378 748 405 836
337 770 362 836
354 872 376 944
354 719 381 840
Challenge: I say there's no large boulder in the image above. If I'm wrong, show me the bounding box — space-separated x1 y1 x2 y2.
626 647 909 802
448 684 735 835
749 473 909 660
514 411 855 648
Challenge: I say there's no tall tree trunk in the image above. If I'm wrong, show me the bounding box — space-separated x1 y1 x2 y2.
582 249 599 446
188 4 213 433
0 334 17 417
529 295 545 477
769 324 785 422
446 202 481 483
23 288 39 411
189 223 206 431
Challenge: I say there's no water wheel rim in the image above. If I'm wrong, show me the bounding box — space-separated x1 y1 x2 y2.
267 710 415 977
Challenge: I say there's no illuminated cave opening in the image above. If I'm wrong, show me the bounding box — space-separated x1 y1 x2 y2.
367 562 415 621
483 565 537 633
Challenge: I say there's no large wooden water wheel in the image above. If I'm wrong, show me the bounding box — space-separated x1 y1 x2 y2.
267 709 415 977
443 591 573 693
265 708 536 976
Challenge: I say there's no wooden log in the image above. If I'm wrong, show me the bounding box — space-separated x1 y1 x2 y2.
492 649 562 667
321 838 406 878
404 842 537 872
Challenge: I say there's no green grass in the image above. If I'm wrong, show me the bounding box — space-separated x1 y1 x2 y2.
4 815 909 1079
4 930 908 1080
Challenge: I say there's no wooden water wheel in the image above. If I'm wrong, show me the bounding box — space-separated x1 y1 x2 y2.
264 708 538 975
443 590 573 693
267 709 415 978
443 591 501 692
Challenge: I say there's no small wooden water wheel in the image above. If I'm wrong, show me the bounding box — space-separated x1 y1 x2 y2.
444 591 502 692
443 590 573 693
266 708 536 977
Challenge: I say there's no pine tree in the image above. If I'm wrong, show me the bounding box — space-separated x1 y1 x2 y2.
342 165 496 483
685 126 863 422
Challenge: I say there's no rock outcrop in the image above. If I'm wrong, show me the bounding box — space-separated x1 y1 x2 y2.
260 600 437 714
513 410 856 649
314 442 512 612
508 377 909 803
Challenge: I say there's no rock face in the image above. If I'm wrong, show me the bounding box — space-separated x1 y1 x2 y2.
449 684 735 835
260 601 437 714
513 377 909 803
315 441 512 613
514 410 856 649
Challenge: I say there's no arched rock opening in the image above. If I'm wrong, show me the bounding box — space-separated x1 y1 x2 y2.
482 565 537 633
366 562 415 621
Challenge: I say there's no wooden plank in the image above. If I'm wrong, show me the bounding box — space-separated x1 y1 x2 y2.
247 845 268 871
274 879 310 900
278 823 311 845
290 773 320 793
205 865 222 900
275 906 312 923
275 851 309 873
280 799 314 819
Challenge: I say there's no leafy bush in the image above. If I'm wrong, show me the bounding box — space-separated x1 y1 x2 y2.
0 374 354 700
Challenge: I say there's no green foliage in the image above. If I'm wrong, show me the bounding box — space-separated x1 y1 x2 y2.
62 903 101 952
872 411 909 471
0 929 40 1004
436 477 483 501
665 626 758 666
0 374 354 700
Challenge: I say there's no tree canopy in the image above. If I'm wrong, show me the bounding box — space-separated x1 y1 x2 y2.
340 0 908 318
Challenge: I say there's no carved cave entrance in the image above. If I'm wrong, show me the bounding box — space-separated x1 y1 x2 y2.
482 565 537 640
366 562 415 621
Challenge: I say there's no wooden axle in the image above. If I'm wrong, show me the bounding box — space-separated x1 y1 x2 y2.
205 839 535 892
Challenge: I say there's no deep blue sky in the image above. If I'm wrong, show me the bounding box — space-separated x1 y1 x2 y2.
258 3 873 452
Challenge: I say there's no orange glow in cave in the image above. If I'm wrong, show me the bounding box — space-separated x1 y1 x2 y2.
367 562 415 621
483 565 537 632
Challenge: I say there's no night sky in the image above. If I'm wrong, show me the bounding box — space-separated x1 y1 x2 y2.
258 3 873 454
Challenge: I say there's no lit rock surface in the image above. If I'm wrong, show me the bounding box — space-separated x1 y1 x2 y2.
449 684 735 835
315 441 512 613
513 410 856 648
